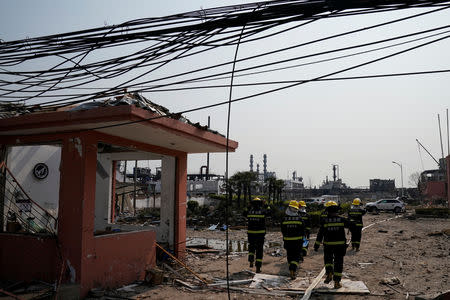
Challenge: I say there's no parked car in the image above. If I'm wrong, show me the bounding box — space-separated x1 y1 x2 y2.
365 199 405 213
303 197 325 206
320 195 340 205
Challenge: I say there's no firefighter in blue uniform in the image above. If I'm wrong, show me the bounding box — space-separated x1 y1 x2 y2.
281 200 305 279
314 200 351 289
298 200 311 256
246 197 268 273
348 198 366 251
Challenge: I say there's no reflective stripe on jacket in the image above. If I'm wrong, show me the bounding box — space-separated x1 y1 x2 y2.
247 207 267 234
281 215 304 241
315 215 350 246
348 207 366 226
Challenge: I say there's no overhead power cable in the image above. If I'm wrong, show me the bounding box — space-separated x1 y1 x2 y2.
8 30 447 134
1 0 450 108
3 12 449 108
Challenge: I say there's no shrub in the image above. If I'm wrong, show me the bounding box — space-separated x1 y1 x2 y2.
187 200 199 216
306 203 323 212
415 207 449 218
340 203 351 213
267 204 284 227
309 211 323 229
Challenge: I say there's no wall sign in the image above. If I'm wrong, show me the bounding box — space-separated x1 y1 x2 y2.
33 163 49 180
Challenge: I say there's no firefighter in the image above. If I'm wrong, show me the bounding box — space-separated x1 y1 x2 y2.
348 198 366 251
281 200 305 279
314 200 351 289
298 200 311 256
246 197 268 273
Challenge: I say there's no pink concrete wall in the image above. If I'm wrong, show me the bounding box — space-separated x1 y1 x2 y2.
0 234 58 282
84 231 156 290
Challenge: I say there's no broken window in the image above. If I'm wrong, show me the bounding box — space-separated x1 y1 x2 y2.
94 142 175 247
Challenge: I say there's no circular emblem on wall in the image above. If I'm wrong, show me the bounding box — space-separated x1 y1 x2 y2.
33 163 49 180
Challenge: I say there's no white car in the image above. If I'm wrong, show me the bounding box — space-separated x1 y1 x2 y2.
303 197 325 206
365 199 405 213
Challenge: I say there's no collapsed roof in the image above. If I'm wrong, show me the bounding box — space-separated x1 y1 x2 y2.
0 92 222 136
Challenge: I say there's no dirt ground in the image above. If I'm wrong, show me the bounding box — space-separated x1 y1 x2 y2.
140 212 449 300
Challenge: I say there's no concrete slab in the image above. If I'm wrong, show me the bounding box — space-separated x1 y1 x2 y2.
314 279 370 294
249 273 290 289
250 274 370 294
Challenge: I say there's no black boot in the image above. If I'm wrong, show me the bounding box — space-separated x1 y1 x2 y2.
290 270 296 280
334 280 342 289
324 272 333 284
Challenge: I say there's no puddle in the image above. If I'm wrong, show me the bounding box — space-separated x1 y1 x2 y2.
186 238 281 252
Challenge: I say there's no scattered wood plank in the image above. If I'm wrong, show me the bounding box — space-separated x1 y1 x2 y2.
261 284 273 291
156 243 208 284
300 267 326 300
174 279 200 290
162 263 184 279
385 284 401 294
383 255 396 262
187 248 220 254
207 279 253 287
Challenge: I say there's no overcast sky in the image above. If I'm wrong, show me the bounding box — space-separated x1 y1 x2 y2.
1 1 449 188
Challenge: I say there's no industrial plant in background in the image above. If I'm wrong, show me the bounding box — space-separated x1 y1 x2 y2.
117 107 450 211
319 164 349 192
249 154 276 181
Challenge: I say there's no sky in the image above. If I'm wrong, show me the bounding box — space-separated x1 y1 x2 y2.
1 1 449 188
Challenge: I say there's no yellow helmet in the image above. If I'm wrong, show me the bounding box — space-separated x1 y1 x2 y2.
325 200 338 207
288 200 299 210
352 198 361 206
298 200 306 207
253 197 261 201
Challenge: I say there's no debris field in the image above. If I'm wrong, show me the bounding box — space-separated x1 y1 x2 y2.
79 212 449 300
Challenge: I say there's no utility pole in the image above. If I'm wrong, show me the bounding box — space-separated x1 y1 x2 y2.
438 114 445 162
133 160 137 215
121 160 127 213
447 109 449 156
392 161 404 197
206 116 210 180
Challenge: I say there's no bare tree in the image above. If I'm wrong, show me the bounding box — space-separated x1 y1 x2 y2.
409 171 421 188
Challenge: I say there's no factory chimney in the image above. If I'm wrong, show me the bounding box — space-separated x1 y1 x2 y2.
332 165 337 182
263 154 267 180
256 163 260 174
250 155 254 172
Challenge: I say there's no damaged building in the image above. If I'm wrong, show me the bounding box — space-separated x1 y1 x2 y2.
0 93 238 298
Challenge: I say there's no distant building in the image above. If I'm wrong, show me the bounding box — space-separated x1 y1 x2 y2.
370 179 395 192
187 178 224 196
284 178 304 190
